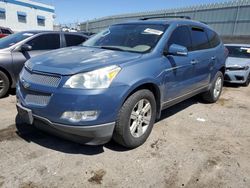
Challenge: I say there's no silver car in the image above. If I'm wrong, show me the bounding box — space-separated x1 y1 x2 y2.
225 44 250 86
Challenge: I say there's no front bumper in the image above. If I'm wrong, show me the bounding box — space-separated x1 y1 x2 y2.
224 69 249 84
16 102 115 145
16 73 129 145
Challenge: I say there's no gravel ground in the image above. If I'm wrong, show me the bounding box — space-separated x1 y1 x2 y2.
0 85 249 188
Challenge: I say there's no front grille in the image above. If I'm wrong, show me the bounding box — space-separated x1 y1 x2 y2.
25 94 51 106
226 67 245 71
20 68 61 88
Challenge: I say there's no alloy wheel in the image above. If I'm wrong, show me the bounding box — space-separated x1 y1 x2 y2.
129 99 152 138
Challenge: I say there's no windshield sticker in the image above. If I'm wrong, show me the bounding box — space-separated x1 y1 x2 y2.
23 33 34 36
143 28 163 35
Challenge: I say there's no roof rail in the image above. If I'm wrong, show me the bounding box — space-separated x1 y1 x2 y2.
140 15 191 21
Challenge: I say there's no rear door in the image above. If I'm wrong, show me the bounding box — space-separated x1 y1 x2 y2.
163 25 196 101
12 33 61 79
64 34 88 47
188 26 213 89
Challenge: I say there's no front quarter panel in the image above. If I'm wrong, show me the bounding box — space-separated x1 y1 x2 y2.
113 54 168 109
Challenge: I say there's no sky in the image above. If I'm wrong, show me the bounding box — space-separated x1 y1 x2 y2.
36 0 229 24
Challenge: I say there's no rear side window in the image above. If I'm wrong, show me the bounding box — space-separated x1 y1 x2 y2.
191 27 210 51
65 34 87 47
167 26 192 51
26 34 60 50
1 29 11 34
206 29 220 48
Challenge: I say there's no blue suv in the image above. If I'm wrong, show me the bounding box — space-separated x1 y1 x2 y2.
16 18 226 148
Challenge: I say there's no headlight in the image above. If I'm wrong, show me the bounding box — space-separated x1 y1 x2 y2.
64 65 121 89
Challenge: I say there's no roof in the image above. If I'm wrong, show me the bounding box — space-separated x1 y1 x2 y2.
114 18 210 28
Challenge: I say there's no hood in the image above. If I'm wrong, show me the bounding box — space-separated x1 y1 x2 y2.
26 47 142 75
226 57 250 67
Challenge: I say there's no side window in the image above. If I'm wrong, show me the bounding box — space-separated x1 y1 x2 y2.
190 27 210 51
206 29 220 48
26 34 60 50
1 29 11 34
65 34 87 47
167 26 192 51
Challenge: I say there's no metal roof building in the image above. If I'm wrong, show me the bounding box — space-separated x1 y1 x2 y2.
80 0 250 37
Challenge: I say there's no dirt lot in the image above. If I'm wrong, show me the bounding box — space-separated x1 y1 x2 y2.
0 85 250 188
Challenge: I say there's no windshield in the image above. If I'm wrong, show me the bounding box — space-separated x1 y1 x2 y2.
226 46 250 59
83 24 168 53
0 32 35 49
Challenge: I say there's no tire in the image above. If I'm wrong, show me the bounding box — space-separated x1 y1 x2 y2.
0 70 10 98
202 71 224 103
243 73 250 87
113 89 157 148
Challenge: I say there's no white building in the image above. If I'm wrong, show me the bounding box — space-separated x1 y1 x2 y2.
0 0 55 32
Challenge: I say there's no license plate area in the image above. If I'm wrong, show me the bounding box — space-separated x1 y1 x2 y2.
16 103 34 125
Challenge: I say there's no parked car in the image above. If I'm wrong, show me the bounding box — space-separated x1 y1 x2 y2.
224 44 250 86
0 31 88 98
0 27 13 38
16 18 226 148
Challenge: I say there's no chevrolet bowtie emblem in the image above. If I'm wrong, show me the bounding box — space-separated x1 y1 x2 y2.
22 79 30 89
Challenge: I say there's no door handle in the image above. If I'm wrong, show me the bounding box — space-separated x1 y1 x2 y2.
211 56 216 60
191 60 199 65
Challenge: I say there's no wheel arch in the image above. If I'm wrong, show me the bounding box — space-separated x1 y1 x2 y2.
121 82 162 120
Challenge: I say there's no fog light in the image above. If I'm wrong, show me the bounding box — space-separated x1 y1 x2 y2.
61 111 99 123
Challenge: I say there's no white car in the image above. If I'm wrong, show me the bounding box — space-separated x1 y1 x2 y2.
225 44 250 86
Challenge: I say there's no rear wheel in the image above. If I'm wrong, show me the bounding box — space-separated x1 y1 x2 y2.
0 71 10 98
113 89 156 148
243 73 250 87
202 71 223 103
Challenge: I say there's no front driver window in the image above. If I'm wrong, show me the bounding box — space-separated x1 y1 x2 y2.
26 34 60 50
167 26 192 51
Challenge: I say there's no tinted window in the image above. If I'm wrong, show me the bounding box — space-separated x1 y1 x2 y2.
1 29 12 34
167 26 192 51
65 34 87 47
207 29 220 48
191 27 210 51
27 34 60 50
226 46 250 59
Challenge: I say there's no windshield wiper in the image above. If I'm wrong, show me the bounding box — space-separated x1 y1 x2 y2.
99 46 125 52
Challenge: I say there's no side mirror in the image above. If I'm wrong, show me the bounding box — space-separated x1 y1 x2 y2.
20 44 32 52
165 44 188 56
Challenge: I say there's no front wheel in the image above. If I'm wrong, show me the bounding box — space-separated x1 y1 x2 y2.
0 71 10 98
113 89 156 148
202 71 224 103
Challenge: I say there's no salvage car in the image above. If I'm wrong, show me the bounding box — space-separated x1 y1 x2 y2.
17 17 226 148
224 44 250 86
0 26 13 38
0 31 88 98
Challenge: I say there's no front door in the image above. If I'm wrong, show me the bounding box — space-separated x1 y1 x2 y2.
163 25 195 101
12 33 61 81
